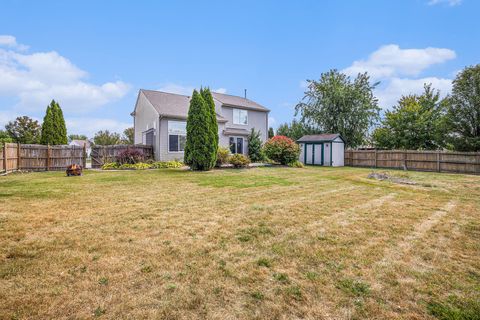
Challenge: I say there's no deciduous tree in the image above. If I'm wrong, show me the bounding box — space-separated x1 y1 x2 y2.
296 70 380 148
444 64 480 151
5 116 41 144
372 84 447 150
93 130 121 145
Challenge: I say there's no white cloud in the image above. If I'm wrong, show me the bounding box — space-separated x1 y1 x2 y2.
428 0 462 6
157 83 228 96
66 117 132 137
342 44 456 109
343 44 455 80
0 36 130 115
0 35 28 50
213 88 227 94
376 77 453 109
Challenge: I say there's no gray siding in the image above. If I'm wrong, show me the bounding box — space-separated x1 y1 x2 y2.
158 118 228 161
221 106 268 142
133 91 161 159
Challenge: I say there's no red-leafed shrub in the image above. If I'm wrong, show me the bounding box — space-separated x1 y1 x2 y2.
117 149 144 164
263 135 300 165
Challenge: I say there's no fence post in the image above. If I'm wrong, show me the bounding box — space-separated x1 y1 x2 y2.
83 144 87 168
17 143 21 171
2 143 7 173
403 150 407 170
374 149 377 168
47 144 51 171
437 150 441 172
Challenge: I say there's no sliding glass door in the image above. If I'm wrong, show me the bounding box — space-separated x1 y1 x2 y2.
229 137 244 154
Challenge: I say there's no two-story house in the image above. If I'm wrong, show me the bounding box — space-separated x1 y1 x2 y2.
131 89 270 161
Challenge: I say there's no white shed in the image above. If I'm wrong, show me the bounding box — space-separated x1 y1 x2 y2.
297 134 345 166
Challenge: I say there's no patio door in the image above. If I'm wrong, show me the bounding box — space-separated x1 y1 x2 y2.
229 137 244 154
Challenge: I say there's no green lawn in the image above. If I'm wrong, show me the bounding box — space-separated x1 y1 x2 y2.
0 167 479 319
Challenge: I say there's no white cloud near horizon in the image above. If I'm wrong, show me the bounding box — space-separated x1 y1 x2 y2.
66 117 132 137
0 35 130 133
428 0 462 6
342 44 456 109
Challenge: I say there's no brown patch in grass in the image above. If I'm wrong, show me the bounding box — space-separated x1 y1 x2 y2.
0 167 478 319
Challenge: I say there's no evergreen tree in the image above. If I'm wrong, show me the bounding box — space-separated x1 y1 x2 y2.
268 127 275 138
54 101 68 144
41 100 67 145
200 87 218 167
248 128 264 162
40 103 54 145
184 90 215 170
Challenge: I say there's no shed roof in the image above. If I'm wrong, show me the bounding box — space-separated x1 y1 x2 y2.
297 134 345 143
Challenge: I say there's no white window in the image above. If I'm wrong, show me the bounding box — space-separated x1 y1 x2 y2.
233 108 248 125
168 121 186 152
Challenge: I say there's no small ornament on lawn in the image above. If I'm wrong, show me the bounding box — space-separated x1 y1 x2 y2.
66 164 83 176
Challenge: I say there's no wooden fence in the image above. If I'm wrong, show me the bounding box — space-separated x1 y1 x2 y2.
1 143 86 173
91 145 154 168
345 149 480 174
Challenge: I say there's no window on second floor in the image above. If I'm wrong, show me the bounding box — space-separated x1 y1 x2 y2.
233 108 248 125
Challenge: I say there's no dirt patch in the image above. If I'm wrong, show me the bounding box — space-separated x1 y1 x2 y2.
368 171 417 185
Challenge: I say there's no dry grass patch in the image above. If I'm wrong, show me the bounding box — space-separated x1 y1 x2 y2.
0 167 479 319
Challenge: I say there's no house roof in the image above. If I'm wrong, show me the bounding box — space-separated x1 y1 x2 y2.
138 89 268 121
211 92 270 112
297 134 345 143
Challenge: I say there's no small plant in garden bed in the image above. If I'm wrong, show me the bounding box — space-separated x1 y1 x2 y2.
216 147 230 167
101 161 183 170
229 154 251 168
102 162 119 170
150 160 183 169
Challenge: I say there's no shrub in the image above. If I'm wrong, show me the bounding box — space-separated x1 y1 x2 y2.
117 149 144 164
216 147 231 166
102 162 119 170
288 160 304 168
247 128 265 162
263 135 300 165
150 161 183 169
229 154 251 168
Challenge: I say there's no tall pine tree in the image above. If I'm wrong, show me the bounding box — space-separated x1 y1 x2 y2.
184 90 216 170
200 87 218 168
41 100 68 145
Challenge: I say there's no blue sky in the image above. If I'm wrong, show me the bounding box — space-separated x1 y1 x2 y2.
0 0 478 137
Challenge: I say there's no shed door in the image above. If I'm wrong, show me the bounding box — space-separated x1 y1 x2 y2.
305 144 313 165
314 144 323 165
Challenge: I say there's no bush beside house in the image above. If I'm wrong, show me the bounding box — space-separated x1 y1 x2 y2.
263 136 300 165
